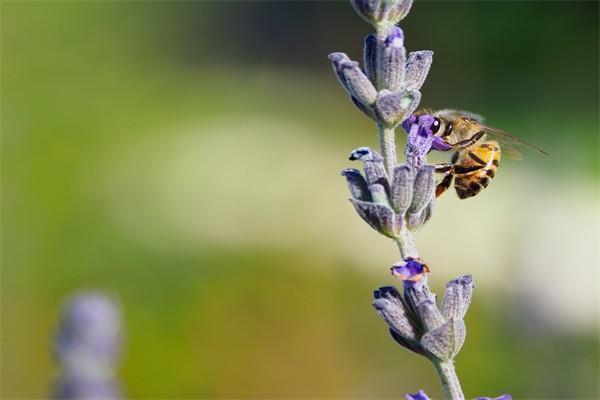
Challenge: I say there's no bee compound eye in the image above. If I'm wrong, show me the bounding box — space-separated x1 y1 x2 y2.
431 117 441 133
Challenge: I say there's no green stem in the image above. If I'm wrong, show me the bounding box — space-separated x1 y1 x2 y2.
394 229 418 260
377 123 397 180
431 360 465 400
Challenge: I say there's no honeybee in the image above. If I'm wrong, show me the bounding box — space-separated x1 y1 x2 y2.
414 109 547 199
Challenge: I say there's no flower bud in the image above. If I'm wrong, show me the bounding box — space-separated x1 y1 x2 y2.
420 318 466 361
373 286 420 342
350 0 414 27
442 275 475 321
391 165 415 215
369 183 390 205
375 89 421 128
351 95 377 120
408 165 435 214
386 0 414 22
329 52 378 107
405 50 434 90
349 147 389 190
378 27 406 91
341 168 371 202
364 34 378 84
350 198 399 238
389 328 425 354
415 299 445 331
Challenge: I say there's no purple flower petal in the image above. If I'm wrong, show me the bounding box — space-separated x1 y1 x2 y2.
402 113 453 166
432 136 453 151
385 26 404 48
391 259 429 287
401 114 417 133
406 390 431 400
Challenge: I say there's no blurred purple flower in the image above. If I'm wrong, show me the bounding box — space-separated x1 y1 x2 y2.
476 395 512 400
53 292 123 400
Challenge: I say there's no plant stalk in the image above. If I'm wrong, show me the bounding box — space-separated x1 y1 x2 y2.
394 229 418 260
377 123 397 180
431 360 465 400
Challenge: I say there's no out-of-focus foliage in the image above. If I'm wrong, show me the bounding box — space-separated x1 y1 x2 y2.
1 1 598 399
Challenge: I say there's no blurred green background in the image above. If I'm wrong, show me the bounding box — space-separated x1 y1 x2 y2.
2 1 598 398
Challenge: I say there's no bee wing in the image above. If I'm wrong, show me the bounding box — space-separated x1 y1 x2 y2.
480 124 548 159
435 109 486 123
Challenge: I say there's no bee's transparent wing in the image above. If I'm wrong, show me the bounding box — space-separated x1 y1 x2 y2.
480 125 548 159
436 109 486 123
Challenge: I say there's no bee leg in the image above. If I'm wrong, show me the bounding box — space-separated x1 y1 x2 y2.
434 163 453 173
451 151 459 164
450 131 485 149
453 164 485 175
435 171 454 198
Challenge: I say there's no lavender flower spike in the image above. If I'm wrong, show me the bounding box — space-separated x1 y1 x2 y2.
330 0 516 399
53 292 123 400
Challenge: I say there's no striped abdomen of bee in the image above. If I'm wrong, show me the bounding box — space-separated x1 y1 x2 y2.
453 141 501 199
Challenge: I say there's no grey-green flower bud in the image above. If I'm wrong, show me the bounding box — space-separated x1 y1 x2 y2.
350 0 414 28
409 165 435 213
405 50 434 90
349 147 389 190
351 95 377 120
421 318 466 361
407 208 428 230
415 299 446 332
373 286 420 342
378 27 406 91
375 89 421 128
404 276 436 312
442 275 475 321
341 168 372 202
389 328 425 355
391 165 414 215
350 198 399 238
386 0 414 23
369 183 390 205
329 52 378 107
364 34 378 84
